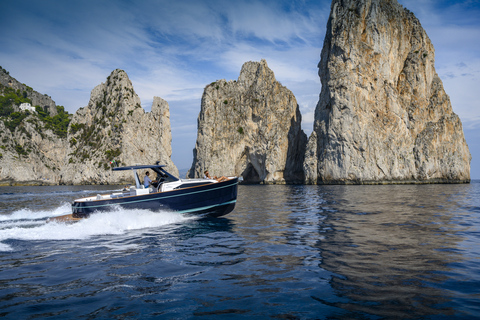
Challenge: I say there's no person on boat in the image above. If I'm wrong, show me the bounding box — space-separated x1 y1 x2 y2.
144 171 152 188
204 170 227 182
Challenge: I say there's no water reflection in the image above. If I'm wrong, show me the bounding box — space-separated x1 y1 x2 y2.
315 184 473 318
228 184 479 318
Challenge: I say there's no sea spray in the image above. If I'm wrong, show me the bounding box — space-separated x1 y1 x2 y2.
0 205 194 251
0 203 72 221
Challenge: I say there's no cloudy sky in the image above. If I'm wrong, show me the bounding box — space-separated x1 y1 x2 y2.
1 0 479 178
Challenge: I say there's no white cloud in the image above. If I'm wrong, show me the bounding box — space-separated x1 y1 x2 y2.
438 58 480 124
227 2 302 42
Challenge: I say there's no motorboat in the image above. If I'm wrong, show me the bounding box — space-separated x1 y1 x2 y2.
55 165 238 221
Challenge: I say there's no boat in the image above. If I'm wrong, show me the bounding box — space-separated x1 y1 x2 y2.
51 164 238 222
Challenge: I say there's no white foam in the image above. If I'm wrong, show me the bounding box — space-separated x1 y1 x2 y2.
0 203 72 221
0 206 194 251
0 242 12 251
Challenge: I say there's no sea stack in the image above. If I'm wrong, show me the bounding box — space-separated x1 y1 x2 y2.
304 0 471 184
61 69 178 184
188 59 306 184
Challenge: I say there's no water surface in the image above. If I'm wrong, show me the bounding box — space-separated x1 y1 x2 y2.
0 183 479 319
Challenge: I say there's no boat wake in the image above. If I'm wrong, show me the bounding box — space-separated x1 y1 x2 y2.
0 204 194 252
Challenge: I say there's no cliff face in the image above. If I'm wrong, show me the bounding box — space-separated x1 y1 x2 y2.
304 0 471 184
60 69 178 184
0 68 178 185
0 115 68 185
188 59 306 184
0 67 57 116
0 66 68 185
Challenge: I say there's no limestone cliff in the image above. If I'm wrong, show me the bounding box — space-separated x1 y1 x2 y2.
188 59 306 184
304 0 471 184
0 66 69 185
0 68 178 185
60 69 178 184
0 113 68 185
0 67 57 116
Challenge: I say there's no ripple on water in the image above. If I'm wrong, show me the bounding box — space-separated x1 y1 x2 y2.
0 183 479 319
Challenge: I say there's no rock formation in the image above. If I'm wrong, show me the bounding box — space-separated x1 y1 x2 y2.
0 66 68 185
60 69 178 184
0 68 178 185
0 67 57 116
188 59 306 184
0 111 68 185
304 0 471 184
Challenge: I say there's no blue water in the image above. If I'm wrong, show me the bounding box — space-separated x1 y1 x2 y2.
0 182 479 319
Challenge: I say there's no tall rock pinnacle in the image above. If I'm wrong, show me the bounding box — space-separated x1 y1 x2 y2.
304 0 471 184
188 59 307 184
61 69 178 184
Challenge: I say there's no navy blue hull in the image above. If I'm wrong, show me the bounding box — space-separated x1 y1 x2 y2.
72 178 238 218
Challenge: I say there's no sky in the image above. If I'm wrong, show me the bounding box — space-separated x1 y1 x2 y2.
1 0 479 178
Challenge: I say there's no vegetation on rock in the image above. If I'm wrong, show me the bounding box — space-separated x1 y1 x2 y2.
0 85 32 116
35 105 71 138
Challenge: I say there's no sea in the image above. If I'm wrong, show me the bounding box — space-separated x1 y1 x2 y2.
0 182 479 319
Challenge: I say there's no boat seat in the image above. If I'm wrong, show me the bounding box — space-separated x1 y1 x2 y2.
135 188 149 196
155 182 164 192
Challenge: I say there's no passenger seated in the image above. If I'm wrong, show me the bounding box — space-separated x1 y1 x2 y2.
204 170 228 182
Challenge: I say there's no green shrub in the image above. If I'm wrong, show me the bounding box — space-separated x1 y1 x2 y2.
15 144 28 156
35 105 49 117
70 123 85 135
0 86 32 116
4 112 28 132
105 148 121 159
35 105 71 138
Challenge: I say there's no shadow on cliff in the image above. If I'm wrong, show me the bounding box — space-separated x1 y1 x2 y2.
284 111 307 184
240 113 307 185
241 163 262 184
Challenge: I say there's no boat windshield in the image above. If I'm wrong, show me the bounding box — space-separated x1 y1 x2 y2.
152 167 178 183
113 165 179 184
